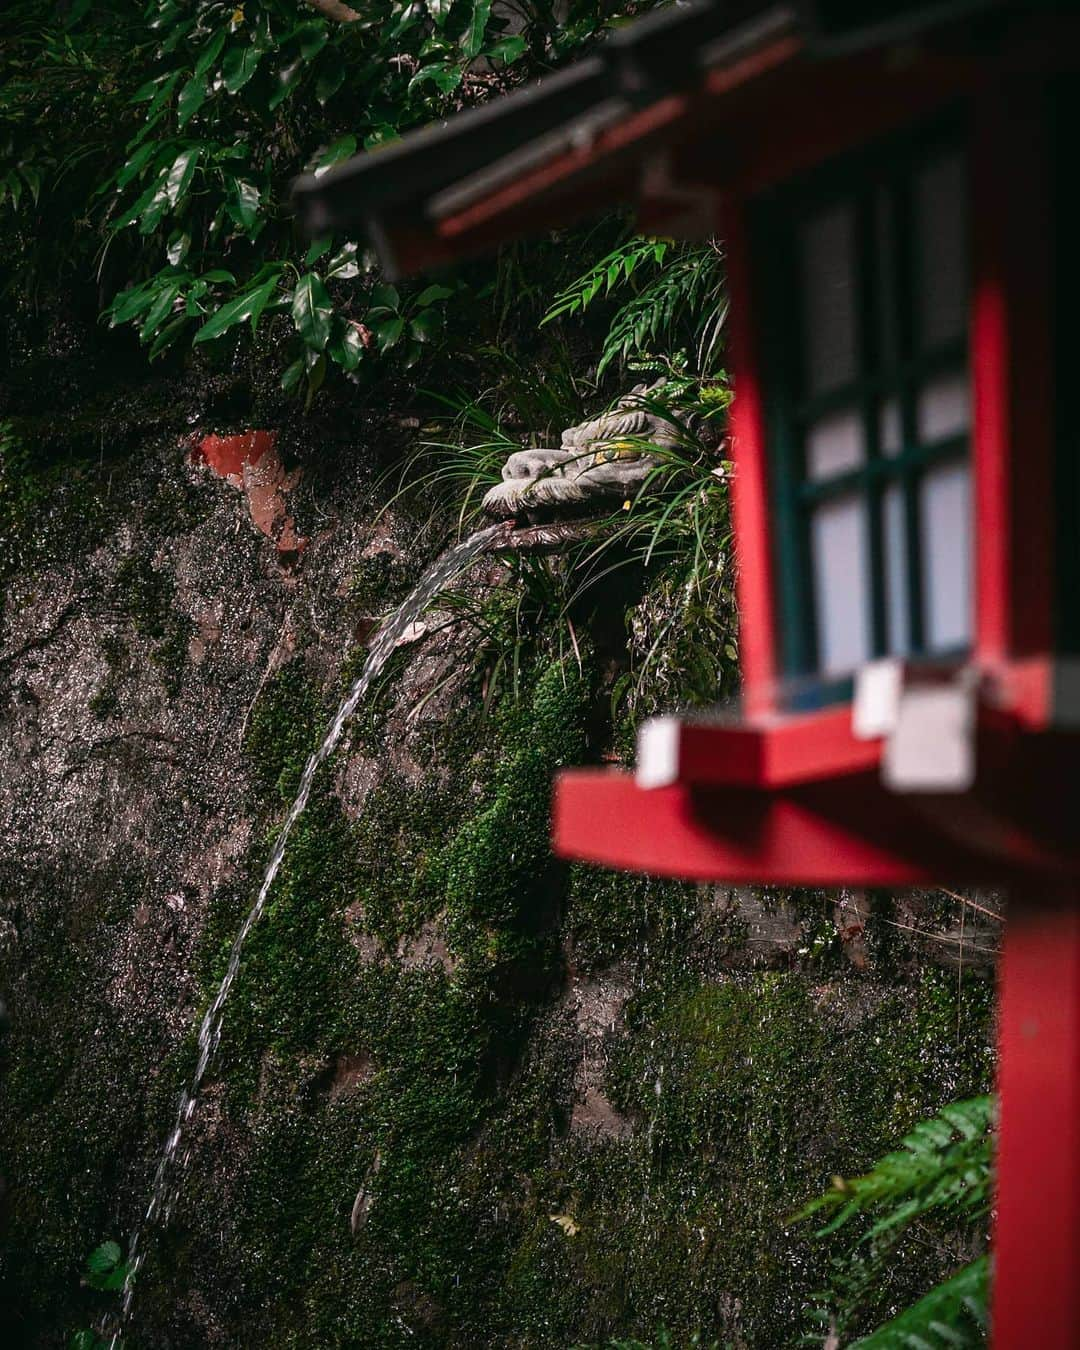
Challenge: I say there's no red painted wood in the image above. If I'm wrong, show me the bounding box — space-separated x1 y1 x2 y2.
994 898 1080 1349
724 192 779 717
552 768 1001 885
971 84 1054 667
650 707 881 788
436 93 690 242
720 48 979 200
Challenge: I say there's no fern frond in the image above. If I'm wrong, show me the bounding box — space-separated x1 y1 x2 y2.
599 250 725 376
791 1096 993 1241
852 1255 989 1349
541 237 670 325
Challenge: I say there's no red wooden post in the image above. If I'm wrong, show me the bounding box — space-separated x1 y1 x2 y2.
993 896 1080 1348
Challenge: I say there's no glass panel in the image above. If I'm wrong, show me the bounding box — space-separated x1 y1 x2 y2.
799 204 857 395
883 481 910 655
806 409 863 480
811 494 870 676
916 151 967 348
920 460 971 651
879 397 903 457
917 370 969 443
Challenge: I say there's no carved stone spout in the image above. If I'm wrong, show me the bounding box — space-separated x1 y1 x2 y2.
481 382 683 518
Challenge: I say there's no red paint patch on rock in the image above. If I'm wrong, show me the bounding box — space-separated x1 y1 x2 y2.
189 430 307 561
192 429 275 482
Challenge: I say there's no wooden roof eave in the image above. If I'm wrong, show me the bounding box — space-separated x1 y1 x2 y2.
372 27 804 276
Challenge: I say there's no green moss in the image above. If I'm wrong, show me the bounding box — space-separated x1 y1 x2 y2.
3 479 997 1350
242 659 325 803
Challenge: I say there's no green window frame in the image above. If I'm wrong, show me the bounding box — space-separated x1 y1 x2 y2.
756 121 973 703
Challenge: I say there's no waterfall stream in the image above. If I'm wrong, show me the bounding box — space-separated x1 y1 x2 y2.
111 523 510 1344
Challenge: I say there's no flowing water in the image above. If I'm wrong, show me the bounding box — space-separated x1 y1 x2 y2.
111 523 511 1344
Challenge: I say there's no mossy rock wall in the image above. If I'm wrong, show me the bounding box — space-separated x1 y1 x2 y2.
0 347 994 1348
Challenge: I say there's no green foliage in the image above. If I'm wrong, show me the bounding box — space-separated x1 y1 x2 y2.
242 659 325 803
543 235 726 376
793 1095 993 1240
853 1256 988 1349
792 1096 993 1347
2 0 651 400
68 1237 131 1347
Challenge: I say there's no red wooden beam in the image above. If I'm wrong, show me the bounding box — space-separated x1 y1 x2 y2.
552 768 1004 886
724 190 780 717
636 707 881 789
971 81 1055 667
994 897 1080 1348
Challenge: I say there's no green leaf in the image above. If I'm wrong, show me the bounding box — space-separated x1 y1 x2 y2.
295 21 329 61
223 43 262 94
140 281 181 341
107 282 155 326
140 69 183 128
487 35 527 64
852 1256 989 1349
268 59 303 111
305 237 332 266
176 73 208 128
228 178 260 229
138 179 172 236
329 322 366 372
281 356 305 394
409 309 442 343
363 125 400 150
370 284 399 311
193 29 227 78
165 234 189 271
372 314 405 350
149 314 189 360
408 63 463 96
194 277 279 343
315 48 346 105
426 0 454 28
304 352 327 408
461 0 493 60
246 275 280 334
87 1241 121 1276
165 148 200 208
415 283 454 306
115 142 158 191
69 1331 97 1350
325 243 360 280
291 273 333 350
314 135 357 176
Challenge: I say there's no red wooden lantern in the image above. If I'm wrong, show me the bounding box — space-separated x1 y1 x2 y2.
296 4 1080 1341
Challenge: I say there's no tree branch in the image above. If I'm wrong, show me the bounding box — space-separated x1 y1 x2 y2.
305 0 361 22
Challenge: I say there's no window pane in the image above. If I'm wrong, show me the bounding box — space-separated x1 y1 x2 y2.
811 494 870 675
800 204 857 394
916 151 967 348
917 370 969 443
920 460 971 651
883 481 910 655
806 409 863 480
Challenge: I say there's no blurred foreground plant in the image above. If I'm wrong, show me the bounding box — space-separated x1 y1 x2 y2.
791 1095 993 1348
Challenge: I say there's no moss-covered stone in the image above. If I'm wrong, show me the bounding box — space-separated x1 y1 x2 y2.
1 379 996 1349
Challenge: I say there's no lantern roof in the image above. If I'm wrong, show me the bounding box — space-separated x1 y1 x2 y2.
293 0 1016 277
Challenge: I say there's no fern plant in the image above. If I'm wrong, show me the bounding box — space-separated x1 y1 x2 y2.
542 235 726 376
792 1095 994 1349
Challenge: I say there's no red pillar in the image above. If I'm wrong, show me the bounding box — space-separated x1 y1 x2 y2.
993 897 1080 1347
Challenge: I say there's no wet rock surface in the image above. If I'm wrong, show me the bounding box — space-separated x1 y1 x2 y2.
0 364 997 1348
